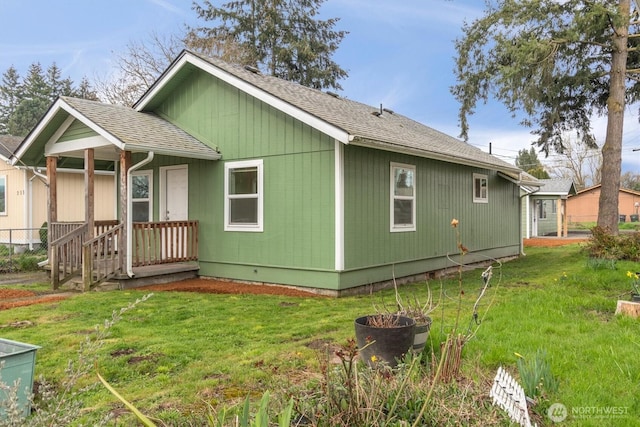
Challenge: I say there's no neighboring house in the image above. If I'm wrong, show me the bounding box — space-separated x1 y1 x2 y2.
521 178 577 238
566 185 640 224
12 50 538 294
0 134 116 249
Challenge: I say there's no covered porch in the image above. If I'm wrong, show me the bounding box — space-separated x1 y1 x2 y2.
48 218 199 290
10 96 221 290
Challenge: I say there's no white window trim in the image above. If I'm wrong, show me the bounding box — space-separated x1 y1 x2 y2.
131 170 153 222
390 162 416 232
473 173 488 204
224 159 263 232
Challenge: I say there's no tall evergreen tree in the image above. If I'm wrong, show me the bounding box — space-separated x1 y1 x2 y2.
75 76 99 101
190 0 348 90
8 63 50 136
0 62 97 136
0 66 22 135
515 147 550 179
452 0 636 234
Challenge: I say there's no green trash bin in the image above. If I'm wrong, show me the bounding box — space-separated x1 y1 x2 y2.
0 338 41 419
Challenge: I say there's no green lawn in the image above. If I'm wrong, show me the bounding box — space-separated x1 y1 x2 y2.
1 244 639 426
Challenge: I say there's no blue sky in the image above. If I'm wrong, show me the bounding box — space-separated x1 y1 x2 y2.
1 0 640 173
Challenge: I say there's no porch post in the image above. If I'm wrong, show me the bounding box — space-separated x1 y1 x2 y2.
562 199 568 238
85 148 95 238
46 156 57 289
556 199 562 237
120 150 130 266
46 156 57 224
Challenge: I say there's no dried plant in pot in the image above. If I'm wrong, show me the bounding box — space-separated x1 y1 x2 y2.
393 276 438 354
354 312 416 368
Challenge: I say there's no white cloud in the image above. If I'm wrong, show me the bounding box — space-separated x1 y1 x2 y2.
146 0 189 16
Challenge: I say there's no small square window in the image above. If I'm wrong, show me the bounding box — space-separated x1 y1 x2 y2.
473 174 488 203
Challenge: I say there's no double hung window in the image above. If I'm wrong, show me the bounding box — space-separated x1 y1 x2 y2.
225 159 263 232
390 163 416 232
473 174 488 203
132 171 152 222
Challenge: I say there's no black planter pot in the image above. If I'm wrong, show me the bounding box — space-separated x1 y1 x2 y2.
632 293 640 302
354 315 416 368
412 318 432 353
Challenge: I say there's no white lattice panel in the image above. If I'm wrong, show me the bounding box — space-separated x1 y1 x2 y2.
490 366 533 427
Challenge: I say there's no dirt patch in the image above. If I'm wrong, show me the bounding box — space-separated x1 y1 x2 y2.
111 348 136 357
0 295 69 311
0 271 72 310
0 277 322 312
0 239 584 311
523 237 588 247
137 278 326 298
0 287 72 311
0 289 37 299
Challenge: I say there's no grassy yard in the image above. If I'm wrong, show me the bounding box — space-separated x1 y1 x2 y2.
1 243 640 426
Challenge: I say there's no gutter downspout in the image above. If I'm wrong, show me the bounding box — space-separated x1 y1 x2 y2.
28 167 48 183
126 151 154 277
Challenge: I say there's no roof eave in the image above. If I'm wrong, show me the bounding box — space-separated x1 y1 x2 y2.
12 98 127 166
12 97 63 165
351 138 522 174
123 143 221 160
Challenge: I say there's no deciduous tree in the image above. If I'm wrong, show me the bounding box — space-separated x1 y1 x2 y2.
95 32 185 106
548 134 602 190
453 0 636 234
620 171 640 190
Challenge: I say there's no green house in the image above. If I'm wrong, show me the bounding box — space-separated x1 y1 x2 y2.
12 50 536 295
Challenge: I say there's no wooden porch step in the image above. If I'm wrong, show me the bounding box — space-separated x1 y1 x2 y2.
65 278 121 292
112 261 199 289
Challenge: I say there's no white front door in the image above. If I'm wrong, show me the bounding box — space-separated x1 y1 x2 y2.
161 165 188 221
531 200 539 237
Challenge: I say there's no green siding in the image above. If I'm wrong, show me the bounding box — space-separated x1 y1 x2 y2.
150 69 337 286
343 145 520 276
133 68 522 292
58 119 98 142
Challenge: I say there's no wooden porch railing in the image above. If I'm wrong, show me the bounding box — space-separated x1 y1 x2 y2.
49 220 120 243
132 221 199 266
50 223 88 289
82 223 124 290
50 220 198 289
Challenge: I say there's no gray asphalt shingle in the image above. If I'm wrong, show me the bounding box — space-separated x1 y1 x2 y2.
189 51 520 172
0 135 22 159
61 96 219 159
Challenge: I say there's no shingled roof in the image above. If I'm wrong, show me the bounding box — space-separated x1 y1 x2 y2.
537 178 577 196
0 135 22 160
136 50 521 174
60 97 220 160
